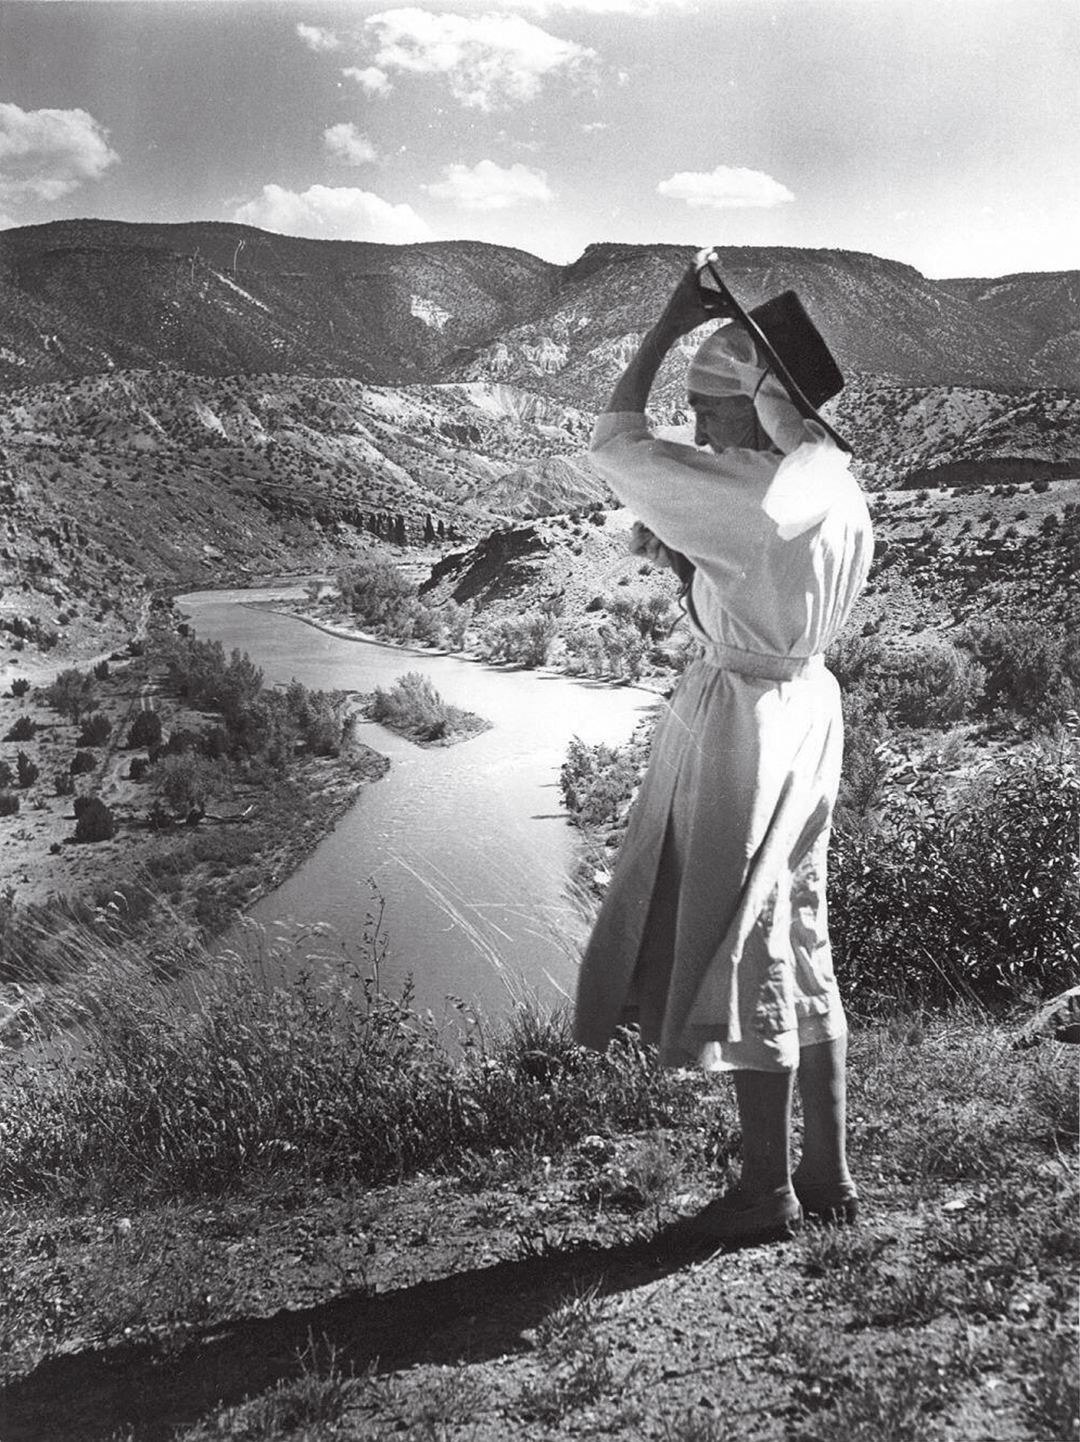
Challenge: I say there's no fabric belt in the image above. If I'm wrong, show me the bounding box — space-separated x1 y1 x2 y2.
699 640 824 682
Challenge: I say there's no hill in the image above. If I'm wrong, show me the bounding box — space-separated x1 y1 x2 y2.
2 223 1077 396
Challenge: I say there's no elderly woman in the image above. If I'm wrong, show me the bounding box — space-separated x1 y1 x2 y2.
574 256 873 1245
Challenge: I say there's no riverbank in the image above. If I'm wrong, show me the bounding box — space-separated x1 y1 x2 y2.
0 607 390 1034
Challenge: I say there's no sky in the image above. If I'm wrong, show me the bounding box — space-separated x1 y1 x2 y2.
0 0 1077 279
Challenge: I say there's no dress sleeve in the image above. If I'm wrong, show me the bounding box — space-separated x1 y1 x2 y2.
589 411 777 563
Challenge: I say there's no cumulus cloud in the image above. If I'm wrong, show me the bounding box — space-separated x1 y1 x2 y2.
343 65 394 96
360 8 596 110
657 166 795 210
296 23 341 52
232 184 432 244
0 103 118 205
324 123 377 166
424 159 552 211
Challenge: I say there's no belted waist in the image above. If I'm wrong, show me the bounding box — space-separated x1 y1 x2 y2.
699 640 825 682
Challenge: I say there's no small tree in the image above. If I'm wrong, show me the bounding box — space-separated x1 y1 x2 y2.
0 793 18 818
70 750 97 776
4 715 36 742
16 752 40 788
127 710 163 749
43 667 98 724
9 678 30 698
74 797 117 843
78 712 112 747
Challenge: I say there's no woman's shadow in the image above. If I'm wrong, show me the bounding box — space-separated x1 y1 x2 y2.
2 1221 714 1442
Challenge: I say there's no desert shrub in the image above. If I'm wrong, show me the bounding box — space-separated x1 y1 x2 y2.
163 636 263 727
0 793 18 818
54 770 75 796
0 760 12 789
127 710 163 749
281 681 350 757
336 555 418 638
16 752 39 789
369 672 450 741
42 667 97 723
878 642 985 728
74 797 117 843
129 757 149 782
77 712 112 747
70 750 97 776
960 619 1079 728
607 592 679 643
151 752 229 817
560 737 642 828
4 715 37 742
560 720 655 830
409 601 445 648
479 611 558 668
9 678 30 698
92 660 110 681
830 742 1080 1009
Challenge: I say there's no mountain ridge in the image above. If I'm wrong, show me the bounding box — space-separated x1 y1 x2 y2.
2 221 1076 396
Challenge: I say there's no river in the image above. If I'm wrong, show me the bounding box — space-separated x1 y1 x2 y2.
176 587 657 1020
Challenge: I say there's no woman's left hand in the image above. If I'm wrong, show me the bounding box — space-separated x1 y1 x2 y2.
654 263 711 342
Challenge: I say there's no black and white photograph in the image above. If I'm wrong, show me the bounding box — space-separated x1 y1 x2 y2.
1 1 1077 1437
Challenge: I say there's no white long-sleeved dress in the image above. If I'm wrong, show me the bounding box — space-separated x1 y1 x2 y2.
573 406 874 1071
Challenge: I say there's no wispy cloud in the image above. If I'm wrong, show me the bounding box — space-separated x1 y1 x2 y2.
324 123 377 167
359 8 597 110
425 159 553 211
296 23 342 53
233 184 432 244
342 65 394 96
0 103 118 206
657 166 795 210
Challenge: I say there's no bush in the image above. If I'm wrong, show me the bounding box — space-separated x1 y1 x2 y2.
127 710 163 749
77 712 112 748
129 756 149 782
74 797 117 843
336 555 418 638
961 620 1079 728
4 715 37 742
151 752 228 818
479 611 558 668
54 770 75 797
369 672 451 741
42 667 97 723
16 752 39 789
830 742 1080 1010
560 736 644 828
92 660 110 681
0 793 18 818
70 751 97 776
9 678 30 698
0 759 13 789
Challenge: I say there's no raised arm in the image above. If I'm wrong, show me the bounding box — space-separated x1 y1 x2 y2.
602 263 710 416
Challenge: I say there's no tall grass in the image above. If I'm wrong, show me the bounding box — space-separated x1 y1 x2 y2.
0 926 701 1206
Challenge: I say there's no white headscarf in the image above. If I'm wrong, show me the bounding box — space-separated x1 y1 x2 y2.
685 322 820 457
